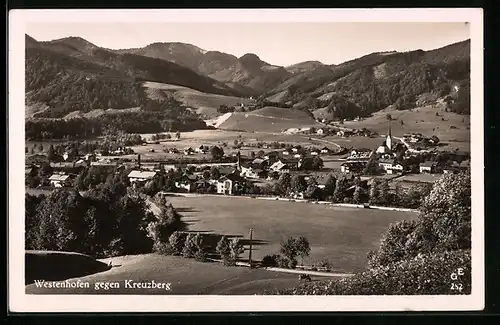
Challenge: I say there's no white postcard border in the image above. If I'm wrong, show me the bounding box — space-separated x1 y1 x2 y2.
8 8 484 313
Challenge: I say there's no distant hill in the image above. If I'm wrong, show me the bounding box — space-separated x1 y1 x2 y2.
263 41 471 116
115 43 292 94
25 35 244 118
217 106 321 133
286 61 327 74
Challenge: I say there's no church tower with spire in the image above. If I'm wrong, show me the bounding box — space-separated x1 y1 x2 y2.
385 121 393 151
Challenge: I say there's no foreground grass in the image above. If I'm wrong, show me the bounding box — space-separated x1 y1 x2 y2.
166 196 417 273
26 254 302 295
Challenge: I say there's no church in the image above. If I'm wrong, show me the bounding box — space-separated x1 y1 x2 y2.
376 122 393 155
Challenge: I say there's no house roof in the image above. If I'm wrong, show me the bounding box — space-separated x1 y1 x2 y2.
49 174 71 181
252 158 265 165
127 170 157 179
379 159 394 164
218 166 237 175
219 172 245 183
270 161 287 170
420 161 436 167
353 148 372 152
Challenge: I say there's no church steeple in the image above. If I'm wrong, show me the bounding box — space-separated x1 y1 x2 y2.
385 121 393 150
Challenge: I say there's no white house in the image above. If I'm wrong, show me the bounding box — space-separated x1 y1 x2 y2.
349 149 373 160
49 174 72 188
419 161 436 174
310 150 319 156
128 170 157 184
216 172 245 195
282 150 290 156
320 147 330 154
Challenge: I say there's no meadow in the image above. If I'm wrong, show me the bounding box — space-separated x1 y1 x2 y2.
165 195 417 273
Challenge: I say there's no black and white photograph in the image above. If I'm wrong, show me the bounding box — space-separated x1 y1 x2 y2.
8 8 484 312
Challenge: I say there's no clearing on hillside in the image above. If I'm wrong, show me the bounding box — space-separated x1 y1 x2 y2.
143 81 255 119
217 106 322 133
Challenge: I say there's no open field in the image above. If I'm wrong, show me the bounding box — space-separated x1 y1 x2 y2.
26 254 303 295
143 81 256 119
165 195 417 273
218 107 323 133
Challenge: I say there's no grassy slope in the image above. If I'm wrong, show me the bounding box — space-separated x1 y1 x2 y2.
218 106 322 133
165 196 417 272
341 104 470 151
143 81 256 119
26 254 300 295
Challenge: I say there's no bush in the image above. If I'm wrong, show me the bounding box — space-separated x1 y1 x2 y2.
182 233 198 258
261 254 280 267
153 241 175 256
271 250 471 295
168 231 187 256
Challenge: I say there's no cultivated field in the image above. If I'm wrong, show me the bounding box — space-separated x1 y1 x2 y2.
143 81 256 119
25 254 302 295
165 195 417 273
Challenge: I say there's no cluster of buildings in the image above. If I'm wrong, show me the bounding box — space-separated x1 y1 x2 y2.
339 123 469 176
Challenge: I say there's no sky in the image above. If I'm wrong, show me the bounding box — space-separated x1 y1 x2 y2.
26 22 470 66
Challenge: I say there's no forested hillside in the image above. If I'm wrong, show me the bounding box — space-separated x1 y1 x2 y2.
263 40 471 117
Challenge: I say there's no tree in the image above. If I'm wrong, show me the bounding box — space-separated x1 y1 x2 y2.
368 171 471 269
386 113 392 121
430 135 440 145
311 156 324 170
229 238 244 265
168 231 186 256
353 186 366 204
378 181 391 206
202 170 211 180
210 166 221 180
290 175 307 194
323 174 337 197
332 177 347 203
216 235 232 265
363 154 380 175
182 233 198 258
369 179 380 205
274 173 292 196
210 146 224 161
176 131 181 140
280 237 299 269
295 236 311 265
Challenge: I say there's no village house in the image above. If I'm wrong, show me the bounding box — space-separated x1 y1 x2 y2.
84 153 97 162
310 149 320 156
337 130 354 137
293 153 303 159
168 148 179 154
378 159 405 174
127 170 157 185
195 145 208 154
341 161 366 173
263 151 280 162
291 147 300 153
349 148 373 160
316 128 328 135
216 172 245 195
419 161 437 174
175 174 198 192
282 149 290 156
251 158 268 169
183 147 195 156
240 162 267 179
48 173 73 188
320 147 330 155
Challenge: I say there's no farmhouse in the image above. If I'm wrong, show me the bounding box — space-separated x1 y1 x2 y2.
419 161 437 174
128 170 157 184
240 163 267 179
48 173 73 188
378 159 405 174
282 149 290 156
310 149 320 156
251 158 268 169
183 148 194 155
340 161 366 173
320 147 331 154
175 175 198 192
216 172 245 195
349 148 373 160
195 145 208 154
